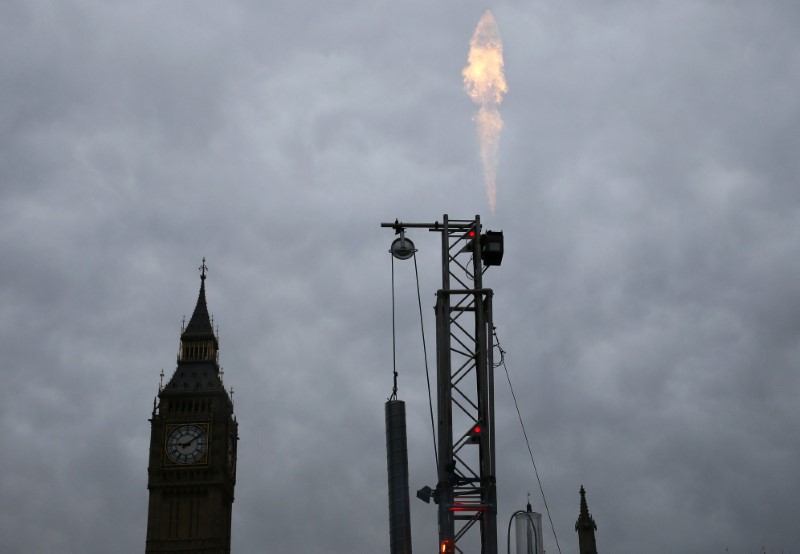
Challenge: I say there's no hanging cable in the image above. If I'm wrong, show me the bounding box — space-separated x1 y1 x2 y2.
494 327 562 554
414 252 438 472
389 246 438 471
390 254 398 400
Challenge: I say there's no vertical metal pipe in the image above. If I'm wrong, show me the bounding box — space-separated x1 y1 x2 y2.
386 399 412 554
435 291 453 545
474 214 498 554
437 215 454 547
485 292 498 554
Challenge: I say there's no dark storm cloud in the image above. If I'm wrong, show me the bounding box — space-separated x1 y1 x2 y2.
1 0 799 552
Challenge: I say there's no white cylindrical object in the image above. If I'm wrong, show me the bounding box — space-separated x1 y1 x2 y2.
514 511 543 554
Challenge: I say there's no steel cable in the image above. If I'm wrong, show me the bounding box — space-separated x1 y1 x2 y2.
494 327 562 554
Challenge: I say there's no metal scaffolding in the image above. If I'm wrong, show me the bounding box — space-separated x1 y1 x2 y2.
382 214 500 554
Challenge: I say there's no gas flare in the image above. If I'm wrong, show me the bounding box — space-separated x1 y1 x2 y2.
463 10 507 214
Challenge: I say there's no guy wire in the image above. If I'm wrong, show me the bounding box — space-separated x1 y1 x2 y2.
390 254 398 400
494 326 562 554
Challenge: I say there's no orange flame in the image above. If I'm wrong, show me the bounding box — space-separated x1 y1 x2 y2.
463 10 507 214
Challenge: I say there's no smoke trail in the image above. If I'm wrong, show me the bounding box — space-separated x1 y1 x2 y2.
463 10 507 214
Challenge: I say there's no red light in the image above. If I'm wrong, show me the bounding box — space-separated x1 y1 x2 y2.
468 230 476 237
473 425 481 433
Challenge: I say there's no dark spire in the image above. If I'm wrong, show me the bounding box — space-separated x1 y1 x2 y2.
579 485 591 520
575 485 598 554
162 259 225 394
183 258 213 337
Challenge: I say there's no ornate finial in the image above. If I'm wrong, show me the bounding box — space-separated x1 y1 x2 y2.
527 492 532 512
159 369 165 391
576 484 597 535
199 257 208 280
181 315 186 332
580 485 589 516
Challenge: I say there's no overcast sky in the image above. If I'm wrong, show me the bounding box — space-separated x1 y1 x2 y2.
2 1 799 552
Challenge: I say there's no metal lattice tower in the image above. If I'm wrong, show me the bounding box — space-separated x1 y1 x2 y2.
382 214 500 554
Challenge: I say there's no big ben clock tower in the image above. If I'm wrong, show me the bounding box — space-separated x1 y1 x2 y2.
145 260 238 553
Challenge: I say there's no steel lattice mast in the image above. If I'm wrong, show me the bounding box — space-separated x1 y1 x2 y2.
382 214 502 554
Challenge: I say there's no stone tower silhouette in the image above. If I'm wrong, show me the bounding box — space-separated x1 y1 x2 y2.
575 485 598 554
145 260 238 553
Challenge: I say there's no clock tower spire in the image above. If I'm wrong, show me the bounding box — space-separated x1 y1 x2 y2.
145 260 238 553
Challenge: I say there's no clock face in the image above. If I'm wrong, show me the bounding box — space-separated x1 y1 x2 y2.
166 424 208 465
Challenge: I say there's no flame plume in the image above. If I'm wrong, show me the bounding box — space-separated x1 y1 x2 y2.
463 10 507 214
